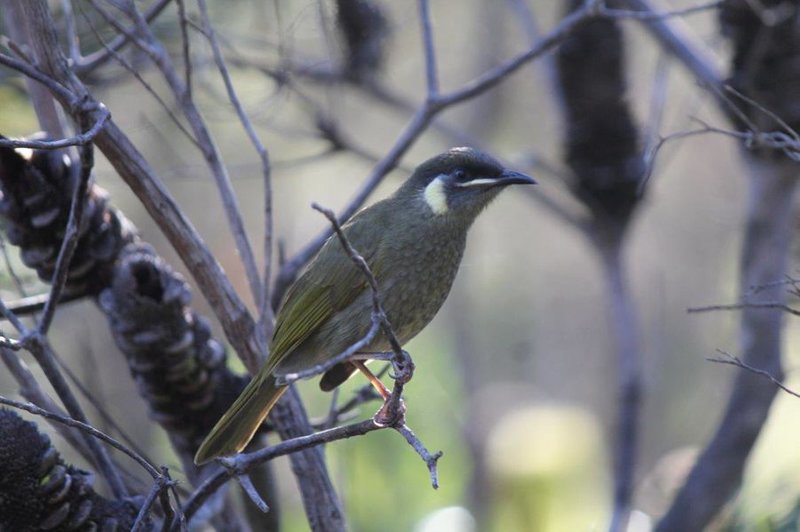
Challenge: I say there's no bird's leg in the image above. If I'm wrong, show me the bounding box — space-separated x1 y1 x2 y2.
352 360 390 400
352 359 406 426
354 350 415 384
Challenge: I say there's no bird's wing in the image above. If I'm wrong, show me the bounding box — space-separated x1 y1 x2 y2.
268 204 389 368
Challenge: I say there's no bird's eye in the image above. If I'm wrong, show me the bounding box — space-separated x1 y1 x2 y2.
452 169 467 181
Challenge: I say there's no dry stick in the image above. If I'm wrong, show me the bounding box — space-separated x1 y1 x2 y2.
75 2 200 151
689 301 800 317
183 419 376 522
194 0 275 339
131 472 175 532
0 107 109 149
2 291 84 317
0 234 27 297
23 336 129 497
602 0 723 20
89 0 264 311
37 115 98 334
622 0 724 97
74 0 173 74
708 350 800 400
272 0 600 303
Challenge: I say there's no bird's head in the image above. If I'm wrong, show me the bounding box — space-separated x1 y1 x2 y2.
398 147 535 221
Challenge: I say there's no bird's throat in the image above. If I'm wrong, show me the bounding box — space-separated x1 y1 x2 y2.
423 175 449 215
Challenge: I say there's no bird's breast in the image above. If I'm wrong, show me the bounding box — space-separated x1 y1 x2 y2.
377 223 466 344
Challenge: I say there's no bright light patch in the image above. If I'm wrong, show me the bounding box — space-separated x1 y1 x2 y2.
423 175 448 214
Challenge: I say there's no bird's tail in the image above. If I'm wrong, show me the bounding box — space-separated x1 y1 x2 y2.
194 374 287 465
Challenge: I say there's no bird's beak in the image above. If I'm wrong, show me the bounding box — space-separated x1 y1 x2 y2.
496 170 536 186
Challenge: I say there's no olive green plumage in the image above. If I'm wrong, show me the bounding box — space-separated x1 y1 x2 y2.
194 147 534 465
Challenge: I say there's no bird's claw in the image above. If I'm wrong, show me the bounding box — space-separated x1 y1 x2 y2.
373 396 406 427
389 349 415 384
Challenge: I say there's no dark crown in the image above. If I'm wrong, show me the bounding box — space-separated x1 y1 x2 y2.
408 147 505 187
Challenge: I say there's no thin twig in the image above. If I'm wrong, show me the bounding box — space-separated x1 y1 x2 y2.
131 474 174 532
688 301 800 316
75 2 200 149
75 0 173 74
182 419 376 522
1 291 84 318
0 106 110 149
602 0 723 20
0 52 76 104
194 0 275 337
37 115 96 334
622 0 724 97
707 350 800 400
0 233 28 297
90 0 265 312
395 424 443 489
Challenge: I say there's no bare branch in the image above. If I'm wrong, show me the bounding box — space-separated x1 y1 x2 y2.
37 117 97 334
621 0 724 98
689 301 800 316
602 0 724 20
194 0 275 336
74 0 173 74
88 0 264 309
418 0 439 97
708 350 800 400
0 107 110 149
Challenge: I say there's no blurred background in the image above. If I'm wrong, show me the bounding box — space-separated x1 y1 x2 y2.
2 1 800 530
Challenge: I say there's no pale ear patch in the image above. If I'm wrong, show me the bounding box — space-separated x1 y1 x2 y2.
455 177 497 188
423 175 449 215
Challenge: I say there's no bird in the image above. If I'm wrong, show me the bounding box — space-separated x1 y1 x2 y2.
194 147 535 465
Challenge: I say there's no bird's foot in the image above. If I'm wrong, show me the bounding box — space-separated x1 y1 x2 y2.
389 349 415 385
373 396 406 427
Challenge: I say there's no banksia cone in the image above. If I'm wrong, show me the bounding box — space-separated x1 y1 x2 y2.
0 135 136 297
556 2 644 224
720 0 800 153
0 409 141 531
98 245 248 455
336 0 390 79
